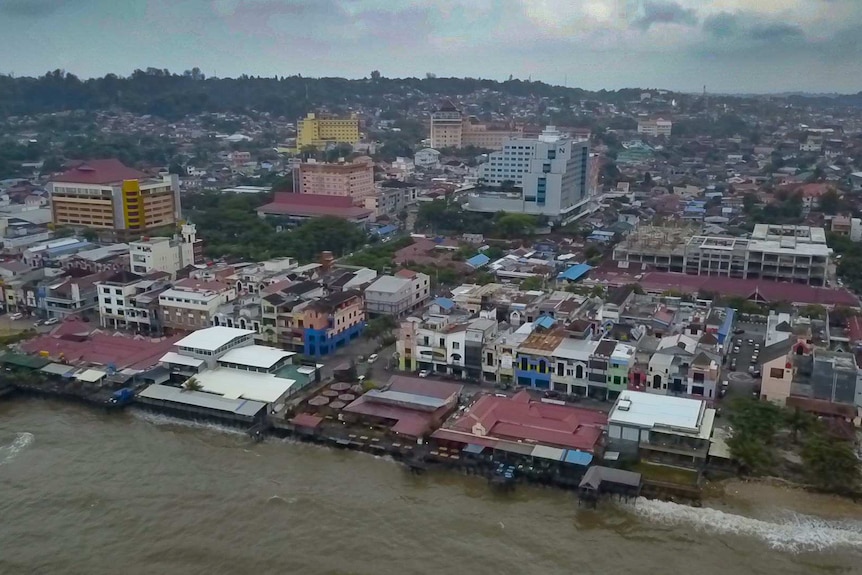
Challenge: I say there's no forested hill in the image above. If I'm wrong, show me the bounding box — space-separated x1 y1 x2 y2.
0 68 646 120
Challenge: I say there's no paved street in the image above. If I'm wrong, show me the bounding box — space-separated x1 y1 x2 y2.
721 319 767 402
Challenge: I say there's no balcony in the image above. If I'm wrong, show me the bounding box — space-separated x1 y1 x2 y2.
640 435 709 459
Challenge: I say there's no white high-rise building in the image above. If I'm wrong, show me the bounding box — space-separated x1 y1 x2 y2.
467 127 591 224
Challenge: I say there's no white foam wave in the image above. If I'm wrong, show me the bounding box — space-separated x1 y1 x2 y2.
630 497 862 553
130 410 247 436
0 432 35 466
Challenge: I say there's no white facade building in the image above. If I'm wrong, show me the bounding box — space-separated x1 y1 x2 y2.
129 223 197 277
637 118 673 137
468 126 591 224
364 271 431 317
414 148 441 170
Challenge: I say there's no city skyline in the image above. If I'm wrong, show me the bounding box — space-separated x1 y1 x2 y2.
0 0 860 93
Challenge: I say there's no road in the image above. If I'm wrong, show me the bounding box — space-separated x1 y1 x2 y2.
721 319 767 402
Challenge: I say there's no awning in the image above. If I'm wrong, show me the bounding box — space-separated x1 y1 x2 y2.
75 368 107 383
160 352 205 368
40 362 75 377
463 444 486 455
563 450 594 466
494 442 535 456
531 445 566 461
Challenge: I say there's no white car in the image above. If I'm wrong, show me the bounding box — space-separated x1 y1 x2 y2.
367 353 379 364
44 317 60 326
9 313 23 320
418 370 430 378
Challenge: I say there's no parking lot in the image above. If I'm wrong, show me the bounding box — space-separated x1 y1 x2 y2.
722 320 767 400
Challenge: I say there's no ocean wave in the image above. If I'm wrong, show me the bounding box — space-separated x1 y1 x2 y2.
130 410 247 436
630 497 862 553
0 432 35 466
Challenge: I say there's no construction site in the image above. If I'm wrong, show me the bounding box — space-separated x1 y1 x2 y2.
613 224 833 286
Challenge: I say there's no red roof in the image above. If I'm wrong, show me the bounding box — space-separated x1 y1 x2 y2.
438 391 607 452
21 331 183 370
290 413 323 429
258 193 373 220
597 270 859 307
387 375 463 400
52 159 146 185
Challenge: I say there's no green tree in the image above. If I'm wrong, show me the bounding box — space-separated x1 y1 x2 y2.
818 189 841 215
493 212 536 239
520 276 544 291
183 377 202 391
801 432 860 494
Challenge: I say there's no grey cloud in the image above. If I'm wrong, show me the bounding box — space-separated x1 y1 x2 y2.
632 1 698 30
703 12 804 42
0 0 67 17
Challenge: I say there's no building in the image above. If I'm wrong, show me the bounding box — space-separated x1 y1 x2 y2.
295 158 375 203
42 270 112 320
364 270 430 317
468 127 591 224
341 376 463 442
431 390 607 454
758 338 798 405
429 100 523 150
397 302 498 380
811 349 859 406
296 112 361 149
414 148 441 170
637 118 673 137
159 279 236 333
614 224 833 286
49 160 181 237
607 390 716 469
97 271 170 333
129 223 200 277
365 183 418 218
159 326 314 406
256 193 374 224
300 290 365 357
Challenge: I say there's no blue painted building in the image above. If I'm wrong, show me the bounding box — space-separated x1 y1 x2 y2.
304 321 365 356
717 307 735 345
514 352 553 389
301 290 366 357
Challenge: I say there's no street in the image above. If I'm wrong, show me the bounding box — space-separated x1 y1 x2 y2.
722 319 767 402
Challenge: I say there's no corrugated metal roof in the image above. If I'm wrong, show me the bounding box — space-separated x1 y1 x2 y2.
138 384 266 417
558 263 592 281
40 362 75 376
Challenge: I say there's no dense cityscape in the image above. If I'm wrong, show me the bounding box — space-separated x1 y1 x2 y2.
3 5 862 569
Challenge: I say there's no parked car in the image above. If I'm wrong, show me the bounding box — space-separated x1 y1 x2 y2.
9 313 23 320
418 370 430 378
367 353 379 364
733 328 745 335
44 317 60 326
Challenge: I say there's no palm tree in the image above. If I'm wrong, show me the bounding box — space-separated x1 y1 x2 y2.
183 376 203 392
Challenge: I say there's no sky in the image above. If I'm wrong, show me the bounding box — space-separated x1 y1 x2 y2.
0 0 860 93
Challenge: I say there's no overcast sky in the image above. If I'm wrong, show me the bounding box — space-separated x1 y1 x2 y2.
0 0 859 93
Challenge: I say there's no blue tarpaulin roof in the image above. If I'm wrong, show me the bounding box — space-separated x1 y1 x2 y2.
466 253 490 268
372 224 398 235
433 297 455 310
563 450 593 466
557 263 592 282
536 316 556 329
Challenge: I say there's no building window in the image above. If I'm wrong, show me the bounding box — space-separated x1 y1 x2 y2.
770 367 785 378
452 342 460 350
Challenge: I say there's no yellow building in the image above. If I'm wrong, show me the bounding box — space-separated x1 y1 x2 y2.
297 112 361 149
49 159 180 238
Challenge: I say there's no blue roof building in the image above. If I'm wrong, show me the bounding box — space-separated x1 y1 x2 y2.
466 253 490 269
557 263 592 282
